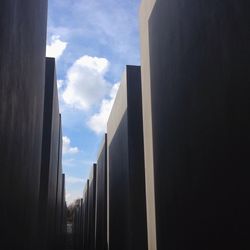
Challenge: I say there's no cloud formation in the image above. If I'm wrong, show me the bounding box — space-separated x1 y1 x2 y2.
62 55 111 110
87 82 120 134
63 136 79 154
46 35 67 60
57 80 64 90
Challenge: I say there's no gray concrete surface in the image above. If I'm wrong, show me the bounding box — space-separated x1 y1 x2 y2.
0 0 48 248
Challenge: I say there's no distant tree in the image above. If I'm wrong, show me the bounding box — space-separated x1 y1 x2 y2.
67 199 81 223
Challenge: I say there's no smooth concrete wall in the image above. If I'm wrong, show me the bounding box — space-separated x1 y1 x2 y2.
39 57 60 250
95 135 108 250
107 66 148 250
139 1 157 250
0 0 48 248
147 1 250 249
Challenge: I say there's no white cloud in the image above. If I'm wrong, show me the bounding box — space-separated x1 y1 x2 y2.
57 80 64 90
62 55 111 110
63 136 79 154
87 82 120 134
68 1 140 61
46 35 67 60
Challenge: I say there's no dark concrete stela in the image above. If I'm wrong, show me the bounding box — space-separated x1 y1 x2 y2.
148 1 250 249
108 66 148 250
0 0 48 249
83 180 89 250
95 134 108 250
39 57 61 250
88 164 97 250
55 115 64 249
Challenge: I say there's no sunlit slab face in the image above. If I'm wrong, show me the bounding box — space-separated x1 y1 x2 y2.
139 1 157 250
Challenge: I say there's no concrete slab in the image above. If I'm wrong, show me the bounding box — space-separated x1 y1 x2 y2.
107 66 148 250
0 0 48 248
95 135 108 250
145 0 250 248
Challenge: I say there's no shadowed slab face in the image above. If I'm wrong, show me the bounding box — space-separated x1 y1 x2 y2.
55 115 64 249
108 111 130 250
0 0 48 249
39 57 61 250
148 0 250 249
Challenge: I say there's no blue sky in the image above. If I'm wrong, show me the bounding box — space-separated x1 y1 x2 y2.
46 0 141 204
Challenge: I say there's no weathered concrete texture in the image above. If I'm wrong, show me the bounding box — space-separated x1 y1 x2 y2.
107 66 148 250
95 135 108 250
88 164 97 250
0 0 48 249
39 57 61 250
147 1 250 249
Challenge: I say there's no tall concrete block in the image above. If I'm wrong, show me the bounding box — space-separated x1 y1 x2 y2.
88 164 97 250
39 57 60 250
141 0 250 249
83 180 89 250
0 0 48 248
95 135 107 250
55 114 63 249
79 199 84 250
139 1 157 249
107 66 148 250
